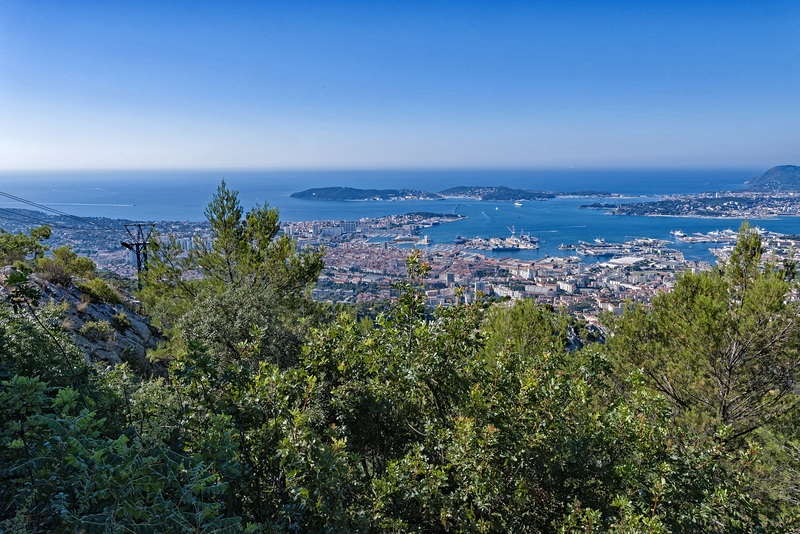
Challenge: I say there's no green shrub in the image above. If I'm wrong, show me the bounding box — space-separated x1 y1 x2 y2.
0 374 237 532
11 260 31 274
36 258 72 286
76 278 123 305
0 225 50 266
96 269 138 293
112 311 132 331
78 320 115 343
35 246 95 286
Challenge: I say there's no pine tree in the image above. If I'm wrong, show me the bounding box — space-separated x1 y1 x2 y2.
606 222 800 444
140 180 325 367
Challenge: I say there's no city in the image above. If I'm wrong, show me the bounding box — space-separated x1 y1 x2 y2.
11 207 797 329
7 195 800 329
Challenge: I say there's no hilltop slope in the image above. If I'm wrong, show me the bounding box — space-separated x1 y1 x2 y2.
747 165 800 191
290 186 441 200
0 267 164 372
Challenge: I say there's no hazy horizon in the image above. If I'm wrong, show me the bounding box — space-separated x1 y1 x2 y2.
0 164 770 175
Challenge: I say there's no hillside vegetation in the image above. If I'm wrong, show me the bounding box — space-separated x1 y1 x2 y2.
747 165 800 191
290 186 440 200
1 184 799 533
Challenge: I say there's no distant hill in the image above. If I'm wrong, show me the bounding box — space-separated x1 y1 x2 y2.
290 187 441 201
746 165 800 191
438 186 555 201
292 185 613 202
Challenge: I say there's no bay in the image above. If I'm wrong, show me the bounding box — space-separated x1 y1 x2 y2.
2 168 797 264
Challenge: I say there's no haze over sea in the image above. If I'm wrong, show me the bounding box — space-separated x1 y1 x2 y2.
3 168 799 264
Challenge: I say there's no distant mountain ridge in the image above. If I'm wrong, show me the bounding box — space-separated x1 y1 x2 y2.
438 186 554 201
290 187 441 201
292 185 612 201
746 165 800 191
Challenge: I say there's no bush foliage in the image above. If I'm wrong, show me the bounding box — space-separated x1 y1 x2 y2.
1 189 798 532
36 245 96 286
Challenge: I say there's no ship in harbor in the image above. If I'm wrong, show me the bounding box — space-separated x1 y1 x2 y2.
392 234 432 245
462 226 539 251
673 229 738 244
577 239 628 256
577 237 674 256
489 226 539 251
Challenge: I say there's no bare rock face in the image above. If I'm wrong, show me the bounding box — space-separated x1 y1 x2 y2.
1 267 165 373
564 322 606 352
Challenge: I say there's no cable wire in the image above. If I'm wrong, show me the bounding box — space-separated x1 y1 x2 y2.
0 210 101 231
0 191 119 232
0 208 54 225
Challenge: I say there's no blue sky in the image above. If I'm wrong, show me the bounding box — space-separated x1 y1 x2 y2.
0 1 798 170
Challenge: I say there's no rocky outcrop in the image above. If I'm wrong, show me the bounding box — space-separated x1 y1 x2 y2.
564 322 606 352
0 268 165 374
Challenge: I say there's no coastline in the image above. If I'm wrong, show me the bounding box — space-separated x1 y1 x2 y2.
607 213 786 220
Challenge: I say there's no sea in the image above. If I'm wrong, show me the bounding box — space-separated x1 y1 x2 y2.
1 168 797 264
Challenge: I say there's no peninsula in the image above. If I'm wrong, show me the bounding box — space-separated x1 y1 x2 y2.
438 186 554 200
579 166 800 219
290 187 441 201
292 185 613 201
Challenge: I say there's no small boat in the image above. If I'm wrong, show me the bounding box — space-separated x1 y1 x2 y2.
514 202 523 207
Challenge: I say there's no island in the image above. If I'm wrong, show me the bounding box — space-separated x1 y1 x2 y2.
295 167 800 218
292 185 613 201
290 187 442 201
438 186 555 201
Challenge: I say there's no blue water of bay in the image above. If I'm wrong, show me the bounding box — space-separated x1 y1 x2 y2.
1 168 797 263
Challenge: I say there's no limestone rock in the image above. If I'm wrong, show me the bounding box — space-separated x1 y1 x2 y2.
1 268 165 373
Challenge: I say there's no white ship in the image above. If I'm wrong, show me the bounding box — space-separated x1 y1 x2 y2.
391 234 432 245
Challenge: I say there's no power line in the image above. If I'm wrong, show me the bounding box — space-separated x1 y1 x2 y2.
0 208 98 231
0 209 55 225
0 191 119 232
0 191 159 279
0 215 96 231
1 192 156 271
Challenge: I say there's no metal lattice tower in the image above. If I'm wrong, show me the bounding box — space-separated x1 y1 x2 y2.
121 223 154 289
